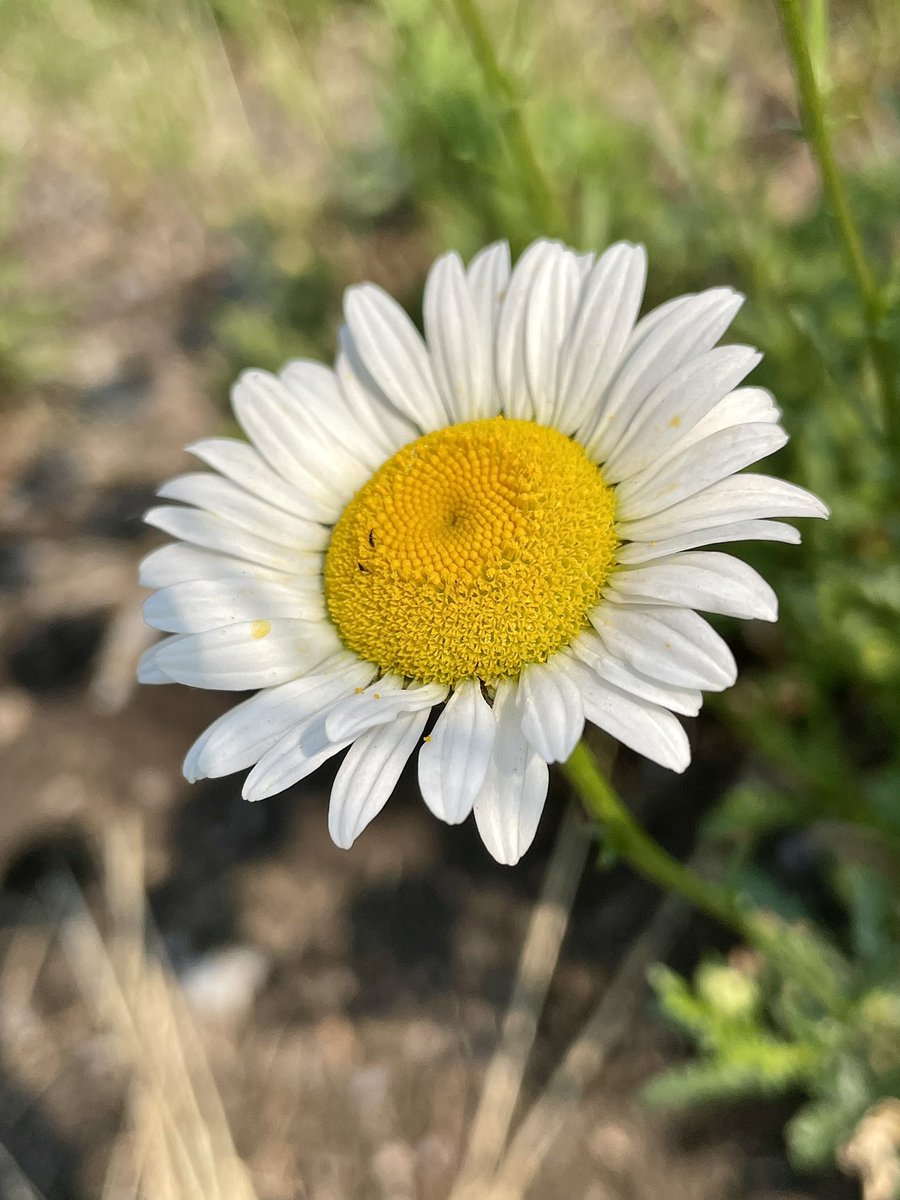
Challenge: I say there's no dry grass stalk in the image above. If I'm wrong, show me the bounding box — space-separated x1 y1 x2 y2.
450 800 594 1198
43 813 260 1200
486 886 691 1199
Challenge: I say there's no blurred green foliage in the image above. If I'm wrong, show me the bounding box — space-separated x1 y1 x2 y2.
647 903 900 1174
2 0 899 1184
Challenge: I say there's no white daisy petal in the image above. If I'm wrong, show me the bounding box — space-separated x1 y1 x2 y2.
279 359 384 478
257 364 371 489
616 474 829 542
184 653 376 782
607 551 778 621
154 619 341 690
659 386 781 458
325 677 448 742
322 672 402 731
231 371 347 521
557 655 690 772
473 679 549 865
144 506 324 574
328 710 431 849
495 240 561 419
418 679 495 825
242 714 351 804
589 604 737 691
614 385 784 493
567 633 702 716
157 473 326 546
344 284 447 430
616 518 801 563
516 660 585 762
139 543 302 589
467 240 511 350
186 437 317 519
621 293 691 339
424 251 492 424
577 250 597 273
243 672 440 806
136 635 188 684
615 421 788 518
630 287 744 368
143 578 325 634
582 288 745 459
602 345 763 481
556 242 647 433
524 248 583 425
336 333 420 454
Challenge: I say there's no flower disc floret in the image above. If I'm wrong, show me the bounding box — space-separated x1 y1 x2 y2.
324 417 618 684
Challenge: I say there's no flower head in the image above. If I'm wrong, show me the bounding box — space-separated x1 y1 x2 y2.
140 239 828 864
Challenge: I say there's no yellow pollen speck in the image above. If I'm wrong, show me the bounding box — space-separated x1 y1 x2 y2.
668 415 682 428
423 734 432 743
324 417 618 685
251 620 271 639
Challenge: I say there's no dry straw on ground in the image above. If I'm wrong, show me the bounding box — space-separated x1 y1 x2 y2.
33 817 258 1200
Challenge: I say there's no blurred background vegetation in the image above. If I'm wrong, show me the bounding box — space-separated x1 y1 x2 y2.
1 0 899 1196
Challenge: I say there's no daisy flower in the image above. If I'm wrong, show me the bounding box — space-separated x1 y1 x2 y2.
139 239 827 864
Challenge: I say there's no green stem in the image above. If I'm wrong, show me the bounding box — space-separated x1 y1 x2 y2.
775 0 896 425
449 0 565 237
563 740 754 941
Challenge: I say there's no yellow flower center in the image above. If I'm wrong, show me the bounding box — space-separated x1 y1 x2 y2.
324 417 618 684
